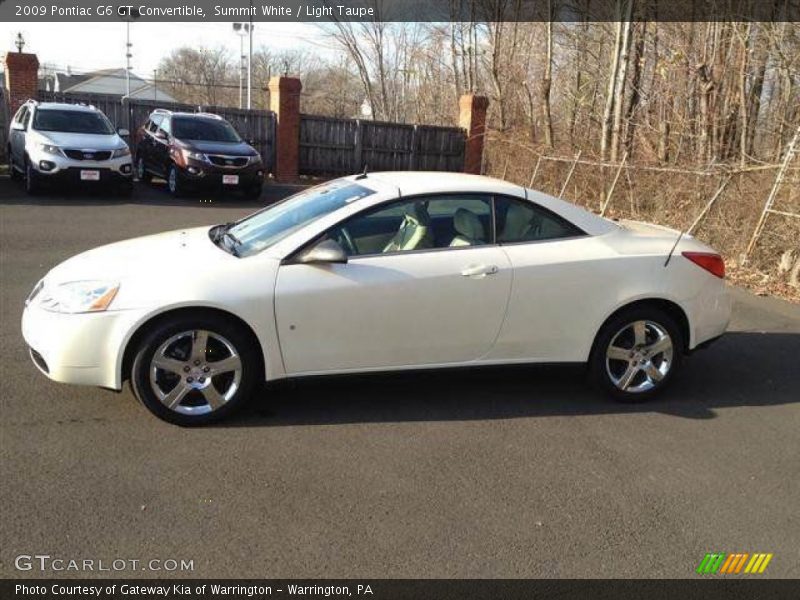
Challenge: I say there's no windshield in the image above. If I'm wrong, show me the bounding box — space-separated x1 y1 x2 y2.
172 117 241 142
33 109 115 135
225 180 376 257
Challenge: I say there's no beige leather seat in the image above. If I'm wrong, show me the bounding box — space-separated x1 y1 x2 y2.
450 208 486 247
383 202 434 253
499 202 541 242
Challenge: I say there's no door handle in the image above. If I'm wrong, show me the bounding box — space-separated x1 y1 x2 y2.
461 264 499 277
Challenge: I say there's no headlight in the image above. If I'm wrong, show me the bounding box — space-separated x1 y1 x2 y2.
250 153 262 165
181 149 208 162
112 146 131 158
38 281 120 314
38 143 63 157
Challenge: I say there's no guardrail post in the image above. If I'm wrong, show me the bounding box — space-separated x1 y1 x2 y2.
459 94 489 175
4 51 39 116
268 76 302 182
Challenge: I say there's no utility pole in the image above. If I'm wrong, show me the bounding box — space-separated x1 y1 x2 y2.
125 20 132 97
233 23 248 109
248 0 254 109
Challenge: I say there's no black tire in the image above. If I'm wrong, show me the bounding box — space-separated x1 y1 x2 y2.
243 183 262 200
8 149 21 181
117 180 134 197
136 155 152 183
24 160 41 195
167 164 185 197
130 313 261 426
589 306 683 402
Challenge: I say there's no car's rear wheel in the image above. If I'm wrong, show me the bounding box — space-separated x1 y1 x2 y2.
590 307 683 402
136 156 152 183
130 314 260 425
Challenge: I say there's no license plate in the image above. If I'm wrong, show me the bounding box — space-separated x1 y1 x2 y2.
222 174 239 185
80 170 100 181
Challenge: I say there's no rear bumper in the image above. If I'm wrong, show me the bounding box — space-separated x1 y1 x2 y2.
684 281 731 350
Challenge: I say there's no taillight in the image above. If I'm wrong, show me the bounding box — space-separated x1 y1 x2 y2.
682 252 725 278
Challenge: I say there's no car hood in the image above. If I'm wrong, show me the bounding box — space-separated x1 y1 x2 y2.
37 131 125 150
180 140 256 156
45 226 233 284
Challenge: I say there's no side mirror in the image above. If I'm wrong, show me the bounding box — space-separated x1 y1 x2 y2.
296 239 348 265
117 127 130 137
155 130 168 140
11 121 25 131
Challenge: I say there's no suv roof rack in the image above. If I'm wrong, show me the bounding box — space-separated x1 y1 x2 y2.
24 98 38 105
194 112 223 120
152 108 172 115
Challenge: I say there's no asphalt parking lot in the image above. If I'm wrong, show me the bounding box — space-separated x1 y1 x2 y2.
1 176 798 579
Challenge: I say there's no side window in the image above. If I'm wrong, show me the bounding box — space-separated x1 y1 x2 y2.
148 115 162 133
13 105 27 124
326 194 492 257
21 107 31 129
495 196 584 243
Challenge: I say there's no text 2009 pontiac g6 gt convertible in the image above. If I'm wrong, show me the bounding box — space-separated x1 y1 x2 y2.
22 172 730 425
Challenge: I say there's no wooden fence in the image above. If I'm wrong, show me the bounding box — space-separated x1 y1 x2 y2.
37 91 276 172
299 114 465 176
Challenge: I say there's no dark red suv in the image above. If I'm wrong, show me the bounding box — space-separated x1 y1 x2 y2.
134 110 264 198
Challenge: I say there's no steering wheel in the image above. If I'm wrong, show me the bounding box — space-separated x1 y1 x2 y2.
338 227 358 255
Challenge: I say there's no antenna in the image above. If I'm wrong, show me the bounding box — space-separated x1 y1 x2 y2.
355 164 368 180
664 230 685 267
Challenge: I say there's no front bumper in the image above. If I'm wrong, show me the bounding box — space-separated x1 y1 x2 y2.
22 303 146 390
30 150 133 185
179 158 264 190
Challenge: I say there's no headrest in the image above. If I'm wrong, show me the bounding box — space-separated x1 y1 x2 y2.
403 201 430 225
453 208 485 240
503 202 534 239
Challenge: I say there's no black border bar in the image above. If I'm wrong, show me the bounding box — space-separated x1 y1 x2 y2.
3 579 800 600
1 0 799 23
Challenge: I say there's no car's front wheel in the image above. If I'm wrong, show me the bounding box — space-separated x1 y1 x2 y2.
590 307 683 402
243 183 263 200
130 314 261 425
24 160 41 195
167 164 188 197
8 148 21 181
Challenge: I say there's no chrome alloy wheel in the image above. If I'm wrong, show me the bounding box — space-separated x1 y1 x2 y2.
136 157 146 180
168 167 177 193
149 330 242 416
605 320 674 393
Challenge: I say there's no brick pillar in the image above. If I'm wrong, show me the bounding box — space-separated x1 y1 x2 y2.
268 76 302 182
459 94 489 175
4 52 40 116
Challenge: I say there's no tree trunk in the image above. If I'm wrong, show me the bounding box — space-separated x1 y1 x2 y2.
541 10 554 148
601 19 624 160
610 3 634 162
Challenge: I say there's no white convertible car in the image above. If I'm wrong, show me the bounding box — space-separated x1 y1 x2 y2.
22 172 730 425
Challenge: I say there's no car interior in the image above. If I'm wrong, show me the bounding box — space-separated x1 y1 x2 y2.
328 195 584 257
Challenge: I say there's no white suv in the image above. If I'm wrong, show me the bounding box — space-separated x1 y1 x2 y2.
8 100 134 195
